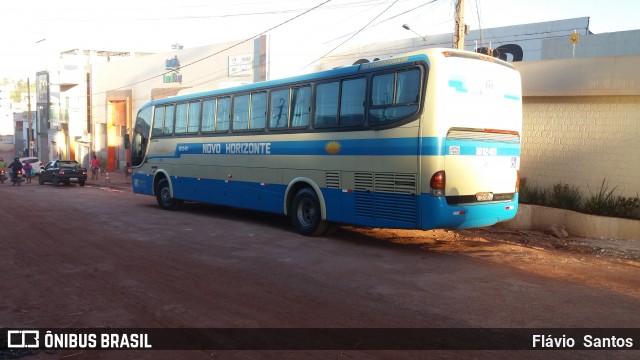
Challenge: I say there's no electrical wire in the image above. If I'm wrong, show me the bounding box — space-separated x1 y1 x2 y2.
323 0 440 45
102 0 333 94
300 0 400 71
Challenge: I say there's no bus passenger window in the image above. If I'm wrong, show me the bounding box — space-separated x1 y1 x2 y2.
163 105 175 135
175 103 187 134
187 101 200 133
152 106 164 136
201 99 216 132
216 97 230 132
270 89 290 128
233 95 249 130
396 69 420 103
314 82 339 127
339 78 365 126
250 92 266 130
370 68 421 124
372 73 394 106
291 86 311 127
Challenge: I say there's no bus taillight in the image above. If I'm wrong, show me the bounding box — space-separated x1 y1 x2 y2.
430 170 446 197
515 170 521 192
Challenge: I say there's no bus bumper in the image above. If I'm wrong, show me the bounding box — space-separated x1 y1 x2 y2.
420 193 519 230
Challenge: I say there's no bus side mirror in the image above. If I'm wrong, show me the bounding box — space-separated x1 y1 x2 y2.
124 134 130 149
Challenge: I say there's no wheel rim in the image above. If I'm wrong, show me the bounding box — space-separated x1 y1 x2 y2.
161 186 171 205
297 197 316 227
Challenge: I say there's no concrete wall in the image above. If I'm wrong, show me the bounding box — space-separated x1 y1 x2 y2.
515 55 640 96
542 30 640 60
515 55 640 198
521 95 640 197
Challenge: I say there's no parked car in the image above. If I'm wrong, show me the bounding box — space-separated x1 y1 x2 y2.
20 157 44 175
39 160 88 187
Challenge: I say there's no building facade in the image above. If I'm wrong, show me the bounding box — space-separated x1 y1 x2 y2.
89 35 268 171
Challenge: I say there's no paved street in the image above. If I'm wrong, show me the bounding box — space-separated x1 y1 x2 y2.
0 177 639 359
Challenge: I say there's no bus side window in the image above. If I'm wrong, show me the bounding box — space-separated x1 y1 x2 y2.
339 78 366 127
370 68 421 124
175 103 187 134
314 82 339 128
216 97 231 132
396 69 420 104
270 89 290 129
233 94 250 130
187 101 201 133
163 104 175 135
291 86 311 127
201 99 216 132
250 92 267 130
152 106 164 136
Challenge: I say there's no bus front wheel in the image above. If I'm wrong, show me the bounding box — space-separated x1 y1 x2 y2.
156 178 183 210
291 188 328 236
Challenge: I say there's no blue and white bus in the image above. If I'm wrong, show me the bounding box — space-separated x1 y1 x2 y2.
130 48 522 236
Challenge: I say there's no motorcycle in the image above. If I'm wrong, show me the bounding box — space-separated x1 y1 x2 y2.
0 169 6 184
10 169 23 186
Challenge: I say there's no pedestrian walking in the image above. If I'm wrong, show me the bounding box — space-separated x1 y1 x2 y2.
22 160 32 184
125 162 131 184
90 155 100 180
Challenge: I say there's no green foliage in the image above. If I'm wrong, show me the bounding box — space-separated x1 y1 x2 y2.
519 177 549 206
520 178 640 220
614 196 640 219
583 179 618 216
9 79 35 103
550 183 582 211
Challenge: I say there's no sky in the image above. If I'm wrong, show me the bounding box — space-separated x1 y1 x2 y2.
0 0 638 80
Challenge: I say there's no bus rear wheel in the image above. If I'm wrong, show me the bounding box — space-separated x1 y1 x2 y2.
156 178 183 210
291 188 328 236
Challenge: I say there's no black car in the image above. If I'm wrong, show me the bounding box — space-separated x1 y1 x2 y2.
39 160 88 187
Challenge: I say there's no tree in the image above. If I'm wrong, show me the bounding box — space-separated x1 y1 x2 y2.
9 79 34 103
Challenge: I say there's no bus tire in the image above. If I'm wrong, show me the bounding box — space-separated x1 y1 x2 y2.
156 178 183 210
290 188 328 236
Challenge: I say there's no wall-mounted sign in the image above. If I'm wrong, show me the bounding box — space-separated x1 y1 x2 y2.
163 55 182 83
229 54 253 77
36 72 49 103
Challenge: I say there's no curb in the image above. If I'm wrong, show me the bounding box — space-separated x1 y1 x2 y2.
502 204 640 241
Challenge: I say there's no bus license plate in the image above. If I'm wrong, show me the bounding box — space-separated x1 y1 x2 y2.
476 192 494 201
71 178 78 181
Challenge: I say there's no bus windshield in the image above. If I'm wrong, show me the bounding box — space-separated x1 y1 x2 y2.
131 106 152 167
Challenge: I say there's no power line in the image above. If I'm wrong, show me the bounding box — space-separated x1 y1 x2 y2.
100 0 333 95
301 0 401 70
323 0 441 45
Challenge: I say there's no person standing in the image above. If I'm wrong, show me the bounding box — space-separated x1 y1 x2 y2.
90 155 100 180
0 157 6 183
22 160 33 184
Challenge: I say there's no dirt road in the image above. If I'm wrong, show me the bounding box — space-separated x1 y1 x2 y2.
1 181 639 359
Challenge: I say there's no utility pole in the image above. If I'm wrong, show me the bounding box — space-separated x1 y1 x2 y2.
27 78 33 157
453 0 466 50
